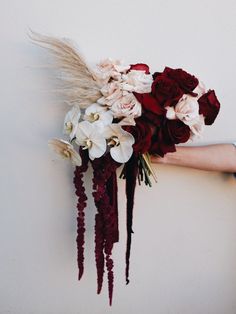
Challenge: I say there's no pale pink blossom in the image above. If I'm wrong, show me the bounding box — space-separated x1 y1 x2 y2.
121 70 153 93
189 114 205 138
98 82 123 106
166 95 199 126
193 81 206 98
110 91 141 119
95 58 130 84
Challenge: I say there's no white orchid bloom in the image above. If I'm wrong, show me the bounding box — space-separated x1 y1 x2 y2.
121 70 153 93
103 124 134 163
84 103 113 127
63 106 81 140
48 139 82 166
75 121 106 160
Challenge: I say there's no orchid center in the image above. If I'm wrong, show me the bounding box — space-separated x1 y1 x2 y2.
83 138 92 150
63 149 71 158
65 121 73 132
108 136 120 147
89 112 100 122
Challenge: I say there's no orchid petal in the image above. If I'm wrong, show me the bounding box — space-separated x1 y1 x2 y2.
63 106 81 139
110 140 133 163
75 121 106 159
75 121 94 145
85 103 106 115
89 133 107 159
48 138 82 166
103 124 134 163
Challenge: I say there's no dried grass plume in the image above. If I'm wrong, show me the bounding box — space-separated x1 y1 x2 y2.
29 31 102 108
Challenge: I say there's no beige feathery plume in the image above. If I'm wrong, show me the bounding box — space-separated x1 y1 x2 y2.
29 31 102 108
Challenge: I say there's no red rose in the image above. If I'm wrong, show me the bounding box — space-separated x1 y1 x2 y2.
129 63 150 74
151 74 183 107
133 92 164 126
150 128 176 157
166 119 191 144
134 92 164 115
162 67 199 95
198 90 220 125
150 119 190 157
142 111 163 126
123 118 152 154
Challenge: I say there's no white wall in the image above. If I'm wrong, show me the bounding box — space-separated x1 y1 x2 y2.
1 0 236 313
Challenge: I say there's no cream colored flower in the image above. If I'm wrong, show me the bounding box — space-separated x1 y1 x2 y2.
103 124 134 163
166 95 199 126
193 81 206 98
97 82 142 120
118 116 136 126
121 70 153 93
48 139 82 166
75 121 106 160
95 58 130 84
111 92 142 119
63 106 81 140
189 114 205 138
97 82 123 107
165 106 176 120
100 81 120 97
166 94 205 137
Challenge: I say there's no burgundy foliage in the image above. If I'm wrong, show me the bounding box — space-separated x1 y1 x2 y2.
73 150 89 280
92 155 120 306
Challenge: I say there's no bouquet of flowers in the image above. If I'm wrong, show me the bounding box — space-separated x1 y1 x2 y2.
32 33 220 305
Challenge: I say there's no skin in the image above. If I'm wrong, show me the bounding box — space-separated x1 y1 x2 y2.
151 144 236 173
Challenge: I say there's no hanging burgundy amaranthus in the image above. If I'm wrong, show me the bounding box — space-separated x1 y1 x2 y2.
73 150 147 305
91 155 120 306
73 151 121 306
73 149 89 280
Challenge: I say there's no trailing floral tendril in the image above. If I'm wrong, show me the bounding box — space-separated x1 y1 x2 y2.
73 150 89 280
92 155 120 306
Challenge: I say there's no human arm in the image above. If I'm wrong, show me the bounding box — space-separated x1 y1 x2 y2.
151 144 236 173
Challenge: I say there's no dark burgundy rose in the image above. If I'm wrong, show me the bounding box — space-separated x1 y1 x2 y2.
166 119 191 144
123 118 152 154
152 71 162 81
151 74 183 107
198 90 220 125
134 92 164 115
142 111 163 126
129 63 150 74
150 119 190 157
162 67 199 95
150 128 176 157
